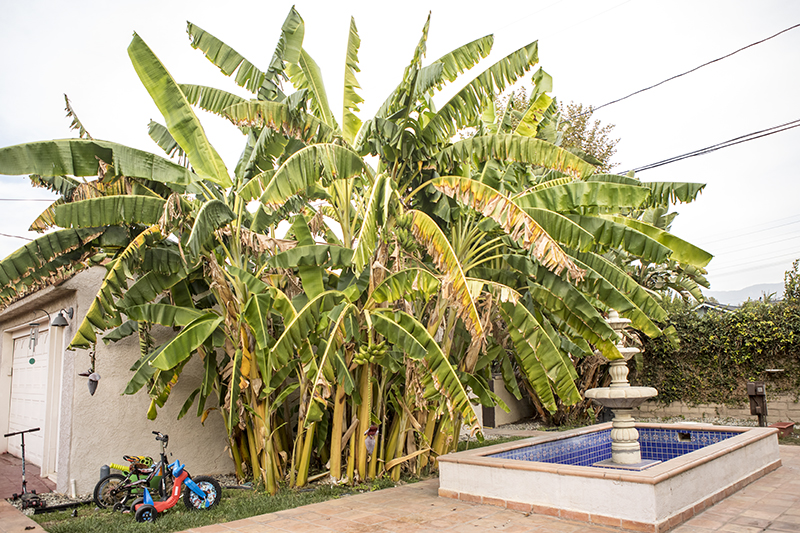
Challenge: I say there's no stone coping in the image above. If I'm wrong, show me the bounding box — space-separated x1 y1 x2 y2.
439 422 779 485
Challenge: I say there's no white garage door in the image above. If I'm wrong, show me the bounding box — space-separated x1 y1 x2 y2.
7 328 49 467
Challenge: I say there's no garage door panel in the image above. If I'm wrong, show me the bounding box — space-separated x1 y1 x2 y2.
7 330 48 467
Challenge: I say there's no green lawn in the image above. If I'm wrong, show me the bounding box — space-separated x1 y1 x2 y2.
33 478 400 533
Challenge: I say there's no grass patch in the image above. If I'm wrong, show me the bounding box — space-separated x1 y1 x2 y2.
33 478 400 533
458 436 526 452
778 428 800 446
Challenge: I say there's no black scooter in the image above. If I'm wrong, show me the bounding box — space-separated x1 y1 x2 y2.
3 427 46 510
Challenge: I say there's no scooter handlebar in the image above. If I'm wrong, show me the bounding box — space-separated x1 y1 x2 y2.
4 427 40 438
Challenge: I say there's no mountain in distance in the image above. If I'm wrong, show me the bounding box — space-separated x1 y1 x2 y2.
702 282 785 306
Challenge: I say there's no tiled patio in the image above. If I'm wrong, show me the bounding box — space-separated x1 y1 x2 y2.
179 445 800 533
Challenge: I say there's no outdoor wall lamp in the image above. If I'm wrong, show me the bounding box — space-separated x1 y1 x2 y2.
50 307 74 327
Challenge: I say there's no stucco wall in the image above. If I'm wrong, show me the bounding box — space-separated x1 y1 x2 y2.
1 267 233 495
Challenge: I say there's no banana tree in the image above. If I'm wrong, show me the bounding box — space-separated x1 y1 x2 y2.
0 7 713 489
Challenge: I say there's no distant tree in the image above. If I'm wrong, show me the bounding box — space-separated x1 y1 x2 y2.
559 102 619 173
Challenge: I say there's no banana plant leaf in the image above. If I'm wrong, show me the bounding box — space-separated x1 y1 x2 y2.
147 120 185 159
371 309 479 433
366 268 440 309
225 101 335 145
428 176 583 280
499 301 581 413
268 245 355 270
260 144 365 210
186 199 235 258
422 41 540 145
287 49 337 128
151 312 224 370
0 139 197 186
436 134 596 179
566 214 672 264
352 173 387 271
180 84 247 117
117 268 189 310
54 196 166 228
342 17 363 145
186 22 267 94
515 182 651 212
124 303 205 327
603 215 713 267
128 33 231 188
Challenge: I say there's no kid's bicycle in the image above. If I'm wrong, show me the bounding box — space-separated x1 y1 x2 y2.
93 431 172 510
131 458 221 522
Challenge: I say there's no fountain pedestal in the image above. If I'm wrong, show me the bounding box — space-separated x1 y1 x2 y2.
585 311 657 466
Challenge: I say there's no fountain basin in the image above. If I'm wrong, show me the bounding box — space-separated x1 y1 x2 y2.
439 423 780 532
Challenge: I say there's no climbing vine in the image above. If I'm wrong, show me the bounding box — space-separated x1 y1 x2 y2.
633 300 800 405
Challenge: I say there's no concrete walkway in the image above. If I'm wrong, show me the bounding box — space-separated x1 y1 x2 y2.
180 445 800 533
0 454 55 500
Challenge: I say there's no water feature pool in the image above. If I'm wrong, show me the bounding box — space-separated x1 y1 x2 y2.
438 422 780 533
489 427 741 468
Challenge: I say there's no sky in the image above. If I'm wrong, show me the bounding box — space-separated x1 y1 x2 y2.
1 0 799 293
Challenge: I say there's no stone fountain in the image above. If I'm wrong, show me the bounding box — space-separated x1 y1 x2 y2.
585 310 658 467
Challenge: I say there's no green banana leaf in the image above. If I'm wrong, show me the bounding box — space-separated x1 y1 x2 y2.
342 17 363 144
603 215 713 267
186 199 235 258
151 312 224 370
179 84 246 117
566 214 672 264
436 134 596 179
421 41 539 145
54 196 165 228
0 139 197 186
352 173 387 272
287 49 337 128
515 182 651 212
128 33 231 188
225 101 335 145
124 304 205 327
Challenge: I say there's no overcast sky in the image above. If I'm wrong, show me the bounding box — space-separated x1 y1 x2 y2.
1 0 798 292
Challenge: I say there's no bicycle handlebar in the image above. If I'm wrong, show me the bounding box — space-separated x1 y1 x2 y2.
4 427 40 438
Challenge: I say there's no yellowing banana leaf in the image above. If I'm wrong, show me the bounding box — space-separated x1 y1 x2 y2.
151 312 224 370
436 134 596 179
421 41 539 145
409 210 483 341
54 196 165 228
515 182 651 212
70 226 162 348
0 139 197 186
128 33 231 188
342 17 363 145
603 215 713 267
514 92 553 138
428 176 583 280
226 101 334 146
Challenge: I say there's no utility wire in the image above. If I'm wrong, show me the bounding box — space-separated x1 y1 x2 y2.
582 22 800 117
0 232 33 241
0 199 54 202
625 119 800 173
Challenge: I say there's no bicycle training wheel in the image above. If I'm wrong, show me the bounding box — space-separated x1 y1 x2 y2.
94 473 132 509
183 476 222 510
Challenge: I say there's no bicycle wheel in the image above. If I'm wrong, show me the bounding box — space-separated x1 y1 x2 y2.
94 473 133 509
183 476 222 510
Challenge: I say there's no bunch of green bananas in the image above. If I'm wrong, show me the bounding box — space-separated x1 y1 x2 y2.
354 341 388 365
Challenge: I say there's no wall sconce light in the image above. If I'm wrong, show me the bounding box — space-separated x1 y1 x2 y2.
51 307 74 327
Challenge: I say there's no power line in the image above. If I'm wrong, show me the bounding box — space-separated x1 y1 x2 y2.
709 233 800 256
626 119 800 173
583 22 800 117
695 214 800 244
0 233 33 242
0 199 54 202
